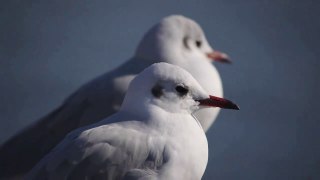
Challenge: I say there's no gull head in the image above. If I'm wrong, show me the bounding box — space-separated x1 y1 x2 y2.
120 63 238 116
135 15 231 66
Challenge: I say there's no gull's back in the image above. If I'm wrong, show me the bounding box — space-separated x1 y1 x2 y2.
26 113 159 180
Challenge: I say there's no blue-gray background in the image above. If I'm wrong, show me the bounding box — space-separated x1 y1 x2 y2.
1 0 319 179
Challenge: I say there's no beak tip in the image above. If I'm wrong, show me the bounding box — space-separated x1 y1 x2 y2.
221 58 232 64
232 104 240 110
224 101 240 110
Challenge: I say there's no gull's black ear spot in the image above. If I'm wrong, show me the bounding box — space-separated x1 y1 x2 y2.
183 37 190 50
175 85 189 97
151 85 163 98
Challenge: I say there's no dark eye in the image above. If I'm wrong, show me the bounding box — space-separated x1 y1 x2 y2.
195 40 202 48
175 85 189 96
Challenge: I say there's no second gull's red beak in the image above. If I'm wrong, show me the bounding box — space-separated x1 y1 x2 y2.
207 51 231 64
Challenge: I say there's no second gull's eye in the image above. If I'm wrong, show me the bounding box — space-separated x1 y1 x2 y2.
195 40 202 48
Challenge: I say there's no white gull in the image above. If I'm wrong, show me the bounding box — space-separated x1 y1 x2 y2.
27 63 238 180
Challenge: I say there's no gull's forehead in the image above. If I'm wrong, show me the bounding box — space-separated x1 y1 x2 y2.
161 15 204 37
135 15 208 60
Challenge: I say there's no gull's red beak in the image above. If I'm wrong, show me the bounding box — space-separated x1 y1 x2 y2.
207 51 231 64
197 95 239 110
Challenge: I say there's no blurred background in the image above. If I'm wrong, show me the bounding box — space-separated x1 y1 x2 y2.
0 0 319 179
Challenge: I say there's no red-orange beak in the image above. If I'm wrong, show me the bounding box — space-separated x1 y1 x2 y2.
197 95 239 110
207 51 231 64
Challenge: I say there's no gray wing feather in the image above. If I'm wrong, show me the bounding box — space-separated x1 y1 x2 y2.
124 169 158 180
27 121 159 180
